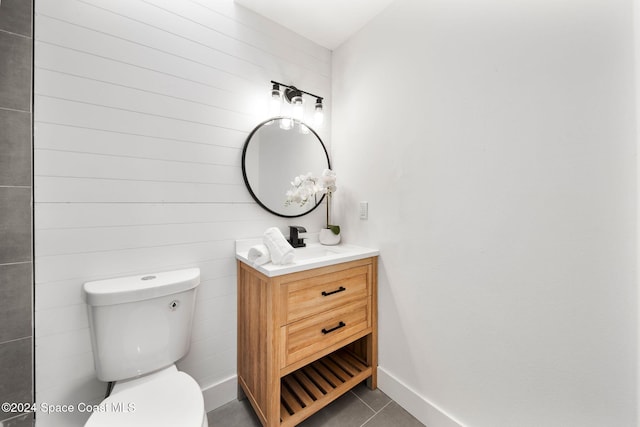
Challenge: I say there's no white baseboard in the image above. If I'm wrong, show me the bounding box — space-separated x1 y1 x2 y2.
378 367 465 427
201 375 237 413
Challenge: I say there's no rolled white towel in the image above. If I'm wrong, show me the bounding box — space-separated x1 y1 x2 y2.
248 244 271 266
263 227 295 265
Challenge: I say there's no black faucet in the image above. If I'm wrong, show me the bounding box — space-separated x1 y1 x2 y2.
288 226 307 248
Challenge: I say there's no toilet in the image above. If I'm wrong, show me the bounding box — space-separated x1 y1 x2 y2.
83 268 208 427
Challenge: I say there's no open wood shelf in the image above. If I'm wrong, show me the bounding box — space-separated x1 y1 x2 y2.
279 349 372 427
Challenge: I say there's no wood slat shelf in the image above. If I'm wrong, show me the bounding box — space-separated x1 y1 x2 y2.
279 349 372 427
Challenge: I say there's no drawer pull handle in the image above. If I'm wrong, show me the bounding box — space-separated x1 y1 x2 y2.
322 321 346 334
322 286 346 297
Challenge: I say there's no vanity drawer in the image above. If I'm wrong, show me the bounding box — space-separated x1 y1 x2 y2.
282 265 370 325
281 298 370 368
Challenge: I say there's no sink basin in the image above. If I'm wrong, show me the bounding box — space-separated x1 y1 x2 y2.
293 245 343 261
235 240 379 277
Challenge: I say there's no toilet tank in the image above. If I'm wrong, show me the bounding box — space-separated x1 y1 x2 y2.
84 268 200 382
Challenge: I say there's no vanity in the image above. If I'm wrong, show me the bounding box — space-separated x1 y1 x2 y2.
236 242 379 427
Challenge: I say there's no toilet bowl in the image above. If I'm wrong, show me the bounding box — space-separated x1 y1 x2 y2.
83 268 208 427
85 366 207 427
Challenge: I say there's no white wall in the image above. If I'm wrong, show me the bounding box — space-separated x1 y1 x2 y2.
33 1 330 425
635 2 640 425
332 1 638 426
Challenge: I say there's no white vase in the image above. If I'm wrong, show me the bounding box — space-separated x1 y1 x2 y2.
319 228 341 246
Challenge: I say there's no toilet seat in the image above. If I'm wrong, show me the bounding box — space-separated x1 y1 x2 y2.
85 371 205 427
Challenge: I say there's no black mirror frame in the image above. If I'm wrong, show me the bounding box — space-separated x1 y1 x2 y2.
241 117 331 218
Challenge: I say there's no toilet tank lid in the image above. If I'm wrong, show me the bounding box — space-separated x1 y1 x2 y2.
84 268 200 306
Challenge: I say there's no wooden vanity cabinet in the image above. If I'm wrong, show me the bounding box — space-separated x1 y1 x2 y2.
237 257 378 427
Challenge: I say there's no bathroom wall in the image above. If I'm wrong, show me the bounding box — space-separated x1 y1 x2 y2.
33 1 330 425
0 0 34 426
636 1 640 419
332 0 638 426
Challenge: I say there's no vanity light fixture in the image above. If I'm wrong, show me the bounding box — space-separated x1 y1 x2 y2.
270 80 324 128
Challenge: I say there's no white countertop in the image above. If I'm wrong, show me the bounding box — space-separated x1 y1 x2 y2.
235 238 379 277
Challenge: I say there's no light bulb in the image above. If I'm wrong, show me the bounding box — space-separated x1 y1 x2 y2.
279 117 293 130
292 96 304 121
269 84 282 117
314 98 324 127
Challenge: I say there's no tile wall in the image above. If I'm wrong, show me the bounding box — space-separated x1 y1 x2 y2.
0 0 33 426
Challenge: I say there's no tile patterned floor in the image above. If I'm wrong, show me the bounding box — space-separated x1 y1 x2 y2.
207 382 424 427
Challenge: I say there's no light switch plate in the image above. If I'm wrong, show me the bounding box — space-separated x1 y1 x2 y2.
359 201 368 220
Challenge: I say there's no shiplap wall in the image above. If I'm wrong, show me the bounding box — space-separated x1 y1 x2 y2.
33 1 331 425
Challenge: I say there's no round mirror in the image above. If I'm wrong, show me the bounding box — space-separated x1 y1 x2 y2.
242 118 330 218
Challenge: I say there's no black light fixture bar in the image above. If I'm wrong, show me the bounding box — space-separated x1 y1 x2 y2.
270 80 323 102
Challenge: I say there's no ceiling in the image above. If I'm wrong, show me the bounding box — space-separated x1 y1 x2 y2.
234 0 396 50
